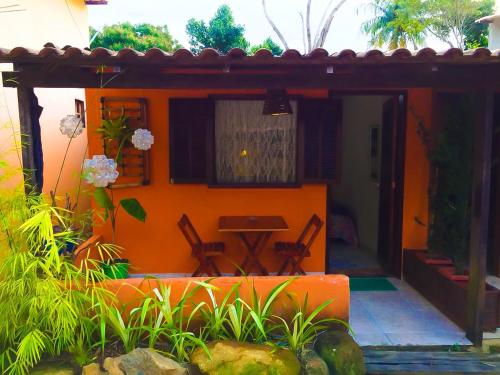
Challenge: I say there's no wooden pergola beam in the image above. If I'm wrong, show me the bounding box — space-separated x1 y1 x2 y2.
17 86 44 194
466 91 495 346
3 64 500 90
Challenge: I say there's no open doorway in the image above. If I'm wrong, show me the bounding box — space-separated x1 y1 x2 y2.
327 94 406 277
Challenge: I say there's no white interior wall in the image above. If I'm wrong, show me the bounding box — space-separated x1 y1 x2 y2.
331 95 390 253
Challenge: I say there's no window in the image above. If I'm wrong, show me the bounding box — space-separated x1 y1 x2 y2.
215 100 297 185
169 97 341 186
301 98 342 182
75 99 85 127
169 99 214 183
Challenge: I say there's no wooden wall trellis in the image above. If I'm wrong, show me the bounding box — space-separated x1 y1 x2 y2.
100 97 151 188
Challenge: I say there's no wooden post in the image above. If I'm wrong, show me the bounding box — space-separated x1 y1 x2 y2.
17 86 44 194
466 91 494 346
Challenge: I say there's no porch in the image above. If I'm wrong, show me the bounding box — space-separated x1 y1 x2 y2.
1 44 499 349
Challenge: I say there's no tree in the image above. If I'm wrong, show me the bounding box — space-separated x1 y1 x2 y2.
250 37 284 55
90 23 180 52
186 5 250 54
362 0 428 50
262 0 349 53
426 0 494 49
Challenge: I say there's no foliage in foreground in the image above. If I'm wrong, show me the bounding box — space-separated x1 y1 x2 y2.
0 172 347 373
0 186 118 374
98 277 348 363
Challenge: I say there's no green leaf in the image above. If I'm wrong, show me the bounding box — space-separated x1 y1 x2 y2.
94 188 114 210
120 198 146 222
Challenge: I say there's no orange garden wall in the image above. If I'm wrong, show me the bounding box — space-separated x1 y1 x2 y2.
85 87 431 275
85 89 329 275
104 275 350 322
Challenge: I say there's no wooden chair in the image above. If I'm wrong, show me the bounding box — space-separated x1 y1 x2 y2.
275 214 323 276
178 214 225 277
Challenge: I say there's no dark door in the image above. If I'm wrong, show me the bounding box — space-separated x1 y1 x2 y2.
488 94 500 276
378 95 406 276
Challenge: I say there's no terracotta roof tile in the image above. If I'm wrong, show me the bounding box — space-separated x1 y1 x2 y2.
0 45 498 67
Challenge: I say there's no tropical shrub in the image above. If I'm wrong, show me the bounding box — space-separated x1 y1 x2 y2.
0 182 117 374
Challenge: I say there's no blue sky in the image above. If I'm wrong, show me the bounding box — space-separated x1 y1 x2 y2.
88 0 447 53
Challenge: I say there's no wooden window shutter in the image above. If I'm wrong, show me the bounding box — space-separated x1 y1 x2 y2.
299 98 342 182
169 98 214 183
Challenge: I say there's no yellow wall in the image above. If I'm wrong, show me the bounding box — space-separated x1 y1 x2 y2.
0 0 90 211
85 89 328 275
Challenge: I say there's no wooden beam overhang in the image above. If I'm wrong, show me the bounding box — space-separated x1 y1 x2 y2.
17 86 44 194
466 91 495 346
3 62 500 90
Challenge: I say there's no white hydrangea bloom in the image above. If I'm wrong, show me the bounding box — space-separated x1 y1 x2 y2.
59 115 84 138
83 155 119 187
131 128 154 151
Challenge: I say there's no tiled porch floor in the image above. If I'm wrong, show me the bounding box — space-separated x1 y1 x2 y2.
350 278 472 347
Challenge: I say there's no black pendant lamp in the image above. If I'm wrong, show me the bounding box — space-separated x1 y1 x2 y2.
263 89 293 116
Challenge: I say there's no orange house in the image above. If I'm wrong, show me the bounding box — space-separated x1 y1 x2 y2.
82 87 432 277
1 45 498 343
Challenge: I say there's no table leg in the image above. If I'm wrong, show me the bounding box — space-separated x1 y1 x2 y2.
234 232 271 276
236 233 264 275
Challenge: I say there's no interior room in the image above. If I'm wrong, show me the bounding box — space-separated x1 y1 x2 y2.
328 95 391 275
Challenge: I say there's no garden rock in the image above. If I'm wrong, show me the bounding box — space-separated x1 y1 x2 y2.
301 349 329 375
116 348 187 375
314 331 365 375
82 363 106 375
103 357 124 375
191 341 301 375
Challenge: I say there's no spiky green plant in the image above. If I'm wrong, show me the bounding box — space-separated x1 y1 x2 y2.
200 281 241 341
274 294 349 355
240 278 296 343
0 178 118 374
224 292 253 342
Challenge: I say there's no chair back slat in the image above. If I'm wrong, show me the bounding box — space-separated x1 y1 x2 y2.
296 214 323 251
178 214 203 248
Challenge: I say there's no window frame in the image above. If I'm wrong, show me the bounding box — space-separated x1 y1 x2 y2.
208 94 302 188
168 94 342 188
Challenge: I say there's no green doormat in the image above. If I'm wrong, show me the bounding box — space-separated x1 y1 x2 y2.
349 277 397 291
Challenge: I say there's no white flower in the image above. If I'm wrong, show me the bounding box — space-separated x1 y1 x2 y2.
59 115 84 138
131 128 154 151
83 155 119 187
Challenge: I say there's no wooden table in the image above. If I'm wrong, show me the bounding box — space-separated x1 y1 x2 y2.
218 216 289 276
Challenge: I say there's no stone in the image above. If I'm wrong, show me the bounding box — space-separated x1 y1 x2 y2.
190 341 301 375
314 330 366 375
82 363 106 375
103 357 124 375
301 349 329 375
117 348 187 375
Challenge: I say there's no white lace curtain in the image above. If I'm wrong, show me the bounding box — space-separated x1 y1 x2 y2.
215 100 297 184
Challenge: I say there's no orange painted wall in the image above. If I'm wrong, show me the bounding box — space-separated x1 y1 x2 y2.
85 87 432 274
402 89 432 250
85 89 328 274
104 275 350 322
